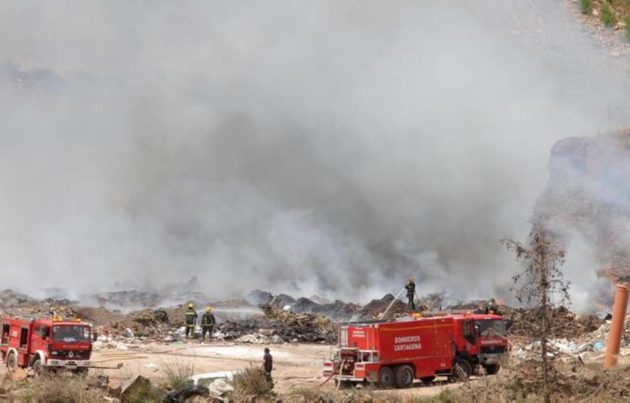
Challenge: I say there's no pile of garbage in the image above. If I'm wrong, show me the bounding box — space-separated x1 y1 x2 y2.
357 294 407 319
234 333 283 344
512 314 630 361
260 303 336 343
505 306 604 338
115 373 233 403
250 290 361 321
513 338 601 361
130 309 170 326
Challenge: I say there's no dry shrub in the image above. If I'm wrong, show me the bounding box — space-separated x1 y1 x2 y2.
232 366 272 397
287 387 460 403
18 374 105 403
123 385 164 403
122 377 164 403
162 358 195 391
289 387 339 402
456 362 630 402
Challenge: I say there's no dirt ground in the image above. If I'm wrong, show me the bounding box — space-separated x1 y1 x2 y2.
89 340 463 398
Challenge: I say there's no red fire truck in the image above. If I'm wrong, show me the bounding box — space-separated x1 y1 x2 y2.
1 316 94 375
323 313 509 388
323 316 455 388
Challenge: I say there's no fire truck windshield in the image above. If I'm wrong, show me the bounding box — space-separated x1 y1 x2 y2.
52 325 90 342
476 319 507 337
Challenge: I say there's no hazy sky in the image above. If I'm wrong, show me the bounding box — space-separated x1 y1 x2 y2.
0 1 628 305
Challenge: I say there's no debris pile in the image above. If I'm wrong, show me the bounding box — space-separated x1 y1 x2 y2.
130 309 170 326
0 289 37 306
357 294 407 319
252 290 361 321
260 304 336 343
505 306 604 338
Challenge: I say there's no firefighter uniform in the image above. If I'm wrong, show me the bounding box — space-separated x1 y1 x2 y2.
185 304 198 338
485 298 500 315
405 278 416 310
201 307 216 341
263 347 273 388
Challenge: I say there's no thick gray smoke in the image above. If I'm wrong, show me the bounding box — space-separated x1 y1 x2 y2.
0 1 629 304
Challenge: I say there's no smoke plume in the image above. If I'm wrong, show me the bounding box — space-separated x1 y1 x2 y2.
0 1 629 305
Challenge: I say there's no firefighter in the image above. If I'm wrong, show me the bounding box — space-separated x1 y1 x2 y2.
185 303 198 339
262 347 273 388
405 276 416 310
485 298 500 315
200 307 216 342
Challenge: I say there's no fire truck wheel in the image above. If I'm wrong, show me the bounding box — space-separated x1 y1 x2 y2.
32 359 44 377
5 352 16 372
378 366 395 388
483 364 500 375
451 359 472 382
394 365 414 388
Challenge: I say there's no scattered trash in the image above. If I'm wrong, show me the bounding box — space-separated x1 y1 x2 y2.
165 385 210 403
189 371 235 387
144 362 159 372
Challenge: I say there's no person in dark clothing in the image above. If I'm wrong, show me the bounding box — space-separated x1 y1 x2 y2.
475 302 487 314
405 277 416 310
262 347 273 388
485 298 500 315
185 303 198 339
200 307 216 342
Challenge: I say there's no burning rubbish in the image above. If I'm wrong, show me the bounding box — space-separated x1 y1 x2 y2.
0 283 626 401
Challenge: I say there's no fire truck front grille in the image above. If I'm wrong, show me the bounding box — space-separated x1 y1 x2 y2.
480 345 506 354
52 350 90 360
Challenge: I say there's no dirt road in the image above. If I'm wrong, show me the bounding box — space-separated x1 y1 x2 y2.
91 341 462 397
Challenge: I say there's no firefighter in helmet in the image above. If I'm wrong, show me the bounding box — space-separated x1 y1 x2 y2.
185 303 198 339
405 276 416 310
485 298 500 315
200 306 216 342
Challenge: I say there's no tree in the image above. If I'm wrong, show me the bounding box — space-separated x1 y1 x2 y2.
502 222 570 403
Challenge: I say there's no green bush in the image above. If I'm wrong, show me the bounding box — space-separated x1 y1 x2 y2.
580 0 593 15
601 3 617 27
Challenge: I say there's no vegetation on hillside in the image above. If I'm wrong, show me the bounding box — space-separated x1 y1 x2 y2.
579 0 630 40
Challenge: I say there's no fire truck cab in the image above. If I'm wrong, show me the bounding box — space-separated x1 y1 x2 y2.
1 316 93 375
450 313 509 377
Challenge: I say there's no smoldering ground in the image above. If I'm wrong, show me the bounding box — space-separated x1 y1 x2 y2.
0 1 629 307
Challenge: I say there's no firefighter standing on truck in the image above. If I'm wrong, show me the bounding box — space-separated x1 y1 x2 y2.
200 307 216 342
485 298 500 315
405 276 416 310
185 303 198 339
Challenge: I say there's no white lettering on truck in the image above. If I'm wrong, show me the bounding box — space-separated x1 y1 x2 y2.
393 335 422 351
